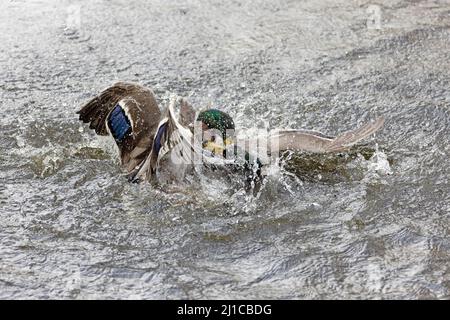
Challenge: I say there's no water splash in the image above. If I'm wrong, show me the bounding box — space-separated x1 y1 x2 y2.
354 145 393 185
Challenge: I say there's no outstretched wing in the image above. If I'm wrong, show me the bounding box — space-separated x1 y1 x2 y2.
268 117 385 154
77 82 161 173
237 117 385 156
323 116 385 152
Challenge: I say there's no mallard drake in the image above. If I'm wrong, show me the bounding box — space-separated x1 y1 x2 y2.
77 82 235 183
77 82 385 183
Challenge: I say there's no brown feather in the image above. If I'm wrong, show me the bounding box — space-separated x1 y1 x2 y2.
77 82 162 173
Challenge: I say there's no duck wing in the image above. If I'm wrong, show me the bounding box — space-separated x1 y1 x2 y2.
129 98 236 182
178 98 196 128
77 82 161 173
127 98 197 182
237 117 385 156
322 116 385 152
269 116 385 154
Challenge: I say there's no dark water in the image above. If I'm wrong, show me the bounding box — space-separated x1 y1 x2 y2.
1 0 449 299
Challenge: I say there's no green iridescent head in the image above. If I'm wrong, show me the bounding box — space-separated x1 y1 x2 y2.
196 109 235 156
196 109 235 140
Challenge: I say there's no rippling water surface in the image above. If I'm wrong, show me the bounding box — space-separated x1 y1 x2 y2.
1 0 449 299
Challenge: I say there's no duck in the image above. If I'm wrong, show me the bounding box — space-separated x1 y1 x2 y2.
77 82 385 183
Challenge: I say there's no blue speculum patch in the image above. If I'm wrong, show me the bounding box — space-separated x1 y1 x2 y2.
153 122 167 155
108 104 132 142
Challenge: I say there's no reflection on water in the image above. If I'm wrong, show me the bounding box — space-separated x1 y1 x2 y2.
0 0 449 299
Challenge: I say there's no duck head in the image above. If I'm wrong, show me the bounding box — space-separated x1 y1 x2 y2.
196 109 235 157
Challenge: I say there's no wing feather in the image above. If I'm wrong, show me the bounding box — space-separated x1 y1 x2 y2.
128 98 234 182
237 117 385 156
77 82 161 173
324 116 385 152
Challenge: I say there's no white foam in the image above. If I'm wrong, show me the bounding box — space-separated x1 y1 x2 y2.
367 148 392 176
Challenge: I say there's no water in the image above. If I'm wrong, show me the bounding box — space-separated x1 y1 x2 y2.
1 0 449 299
